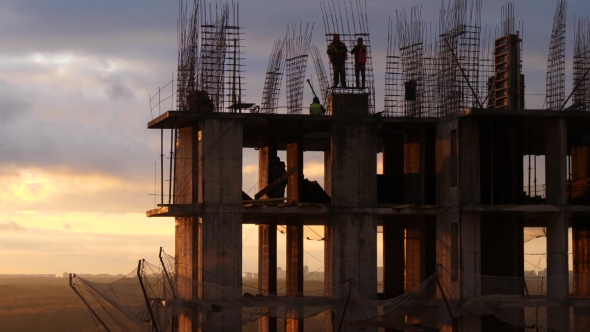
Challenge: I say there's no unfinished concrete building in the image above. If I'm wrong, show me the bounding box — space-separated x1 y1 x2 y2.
141 0 590 331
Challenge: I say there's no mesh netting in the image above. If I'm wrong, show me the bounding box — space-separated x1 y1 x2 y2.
72 253 590 331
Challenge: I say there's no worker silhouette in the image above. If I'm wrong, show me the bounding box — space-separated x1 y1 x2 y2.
327 34 348 88
274 160 287 198
350 37 367 88
309 97 326 115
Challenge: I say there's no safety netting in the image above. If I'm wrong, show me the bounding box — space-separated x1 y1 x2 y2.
71 251 590 332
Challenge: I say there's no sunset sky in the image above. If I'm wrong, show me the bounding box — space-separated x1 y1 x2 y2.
0 0 586 276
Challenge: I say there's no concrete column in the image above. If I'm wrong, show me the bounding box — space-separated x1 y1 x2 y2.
287 142 303 202
197 119 243 330
571 135 590 181
174 126 200 332
573 218 590 294
286 224 304 332
545 118 568 206
573 218 590 331
258 147 278 331
405 128 426 204
571 146 590 201
406 218 426 291
330 93 376 331
545 118 569 332
176 218 199 332
324 151 334 332
258 224 277 332
382 222 405 297
258 146 278 198
546 211 569 332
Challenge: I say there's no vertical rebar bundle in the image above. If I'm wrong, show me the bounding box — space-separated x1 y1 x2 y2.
285 24 313 114
437 0 482 116
199 4 230 113
261 38 287 113
573 17 590 111
310 44 331 107
384 17 402 116
177 0 201 111
546 0 567 110
397 6 426 117
320 0 376 114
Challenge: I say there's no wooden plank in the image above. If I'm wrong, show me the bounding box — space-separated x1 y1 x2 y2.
254 165 298 199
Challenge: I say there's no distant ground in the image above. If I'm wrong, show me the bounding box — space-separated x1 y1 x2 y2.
0 278 100 332
0 278 330 332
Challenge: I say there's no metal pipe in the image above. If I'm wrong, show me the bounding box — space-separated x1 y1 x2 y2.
69 274 112 332
161 129 164 205
169 127 173 205
137 260 159 332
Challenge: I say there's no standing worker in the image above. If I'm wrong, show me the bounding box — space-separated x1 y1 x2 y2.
350 37 367 88
327 34 348 88
309 96 326 115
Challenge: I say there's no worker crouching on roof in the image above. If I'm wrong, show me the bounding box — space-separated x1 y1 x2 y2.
309 97 326 115
327 34 347 88
350 37 367 88
186 90 214 112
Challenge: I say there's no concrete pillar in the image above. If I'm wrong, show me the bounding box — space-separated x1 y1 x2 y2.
571 134 590 330
174 126 200 332
382 135 405 299
258 147 278 331
285 140 304 331
324 151 334 332
571 146 590 202
258 145 278 198
286 224 304 332
406 218 426 291
382 222 405 297
546 211 569 332
197 119 243 330
573 218 590 331
572 146 590 182
573 218 590 295
405 128 426 204
330 93 377 332
175 218 199 332
545 118 569 332
258 224 277 332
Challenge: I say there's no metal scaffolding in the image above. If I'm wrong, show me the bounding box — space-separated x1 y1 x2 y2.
177 0 201 112
320 0 376 114
546 0 566 110
437 0 482 116
573 17 590 112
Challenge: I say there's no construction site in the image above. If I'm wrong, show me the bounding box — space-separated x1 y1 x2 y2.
67 0 590 331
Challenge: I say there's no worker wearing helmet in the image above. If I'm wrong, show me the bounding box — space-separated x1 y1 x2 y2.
309 96 326 115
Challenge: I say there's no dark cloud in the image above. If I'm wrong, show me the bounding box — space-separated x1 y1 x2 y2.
0 220 27 231
101 74 135 101
63 223 71 230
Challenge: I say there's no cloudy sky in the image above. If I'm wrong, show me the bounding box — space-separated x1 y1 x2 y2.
0 0 586 276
